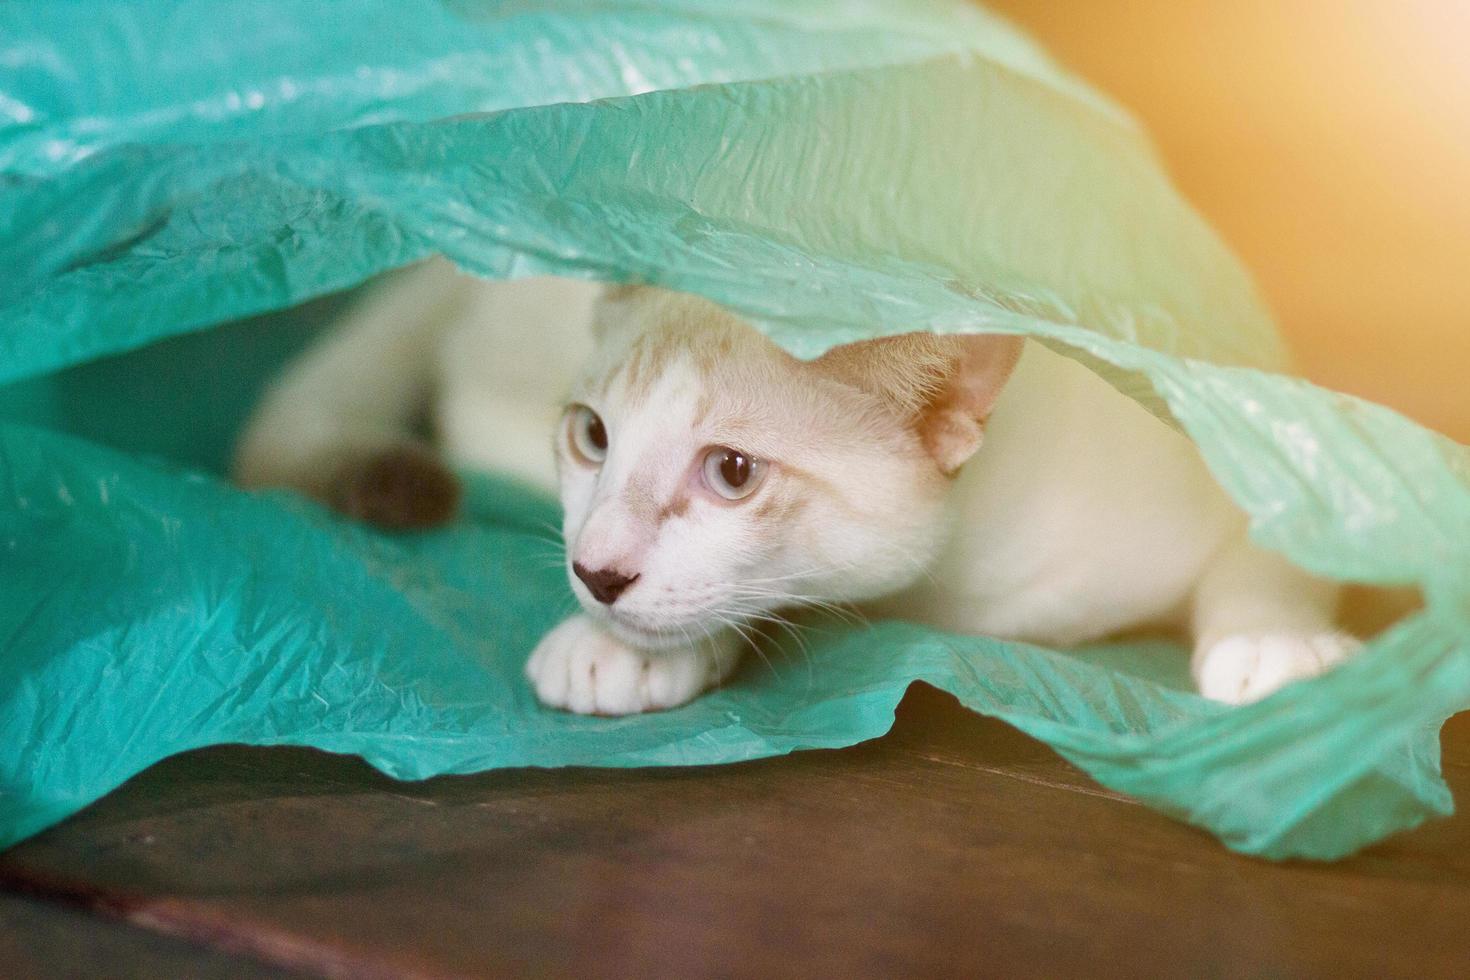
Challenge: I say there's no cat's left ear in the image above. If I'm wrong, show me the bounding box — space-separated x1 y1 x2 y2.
916 333 1024 475
819 332 1023 476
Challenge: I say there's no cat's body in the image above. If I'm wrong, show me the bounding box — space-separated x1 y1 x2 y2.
237 259 593 503
237 259 1356 713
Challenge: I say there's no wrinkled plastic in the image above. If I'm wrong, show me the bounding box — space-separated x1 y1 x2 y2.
2 1 1468 860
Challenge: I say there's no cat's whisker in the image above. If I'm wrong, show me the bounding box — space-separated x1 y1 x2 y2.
711 614 782 681
723 584 869 629
532 519 565 540
719 603 813 681
713 612 781 683
760 612 815 690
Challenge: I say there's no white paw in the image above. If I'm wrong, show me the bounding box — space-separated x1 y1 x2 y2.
524 614 715 715
1194 631 1361 705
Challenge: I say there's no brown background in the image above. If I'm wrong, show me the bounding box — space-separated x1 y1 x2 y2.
989 0 1470 442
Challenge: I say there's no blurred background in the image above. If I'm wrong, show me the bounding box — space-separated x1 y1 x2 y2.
991 0 1470 441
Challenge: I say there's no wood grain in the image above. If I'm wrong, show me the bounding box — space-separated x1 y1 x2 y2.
0 891 301 978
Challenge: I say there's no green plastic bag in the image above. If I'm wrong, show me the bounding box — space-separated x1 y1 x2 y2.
2 0 1467 860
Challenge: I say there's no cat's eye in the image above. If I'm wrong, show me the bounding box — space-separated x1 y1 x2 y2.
568 405 608 465
702 446 765 501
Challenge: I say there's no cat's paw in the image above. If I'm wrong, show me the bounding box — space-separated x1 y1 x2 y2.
328 444 460 530
1193 631 1361 705
524 615 715 715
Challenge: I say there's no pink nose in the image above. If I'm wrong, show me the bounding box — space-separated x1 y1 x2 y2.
573 562 639 605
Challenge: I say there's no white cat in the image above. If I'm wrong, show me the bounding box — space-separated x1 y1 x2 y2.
236 259 1359 713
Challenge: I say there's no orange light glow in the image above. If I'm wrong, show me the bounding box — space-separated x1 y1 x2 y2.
989 0 1470 441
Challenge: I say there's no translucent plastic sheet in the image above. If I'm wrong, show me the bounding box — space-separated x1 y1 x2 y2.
2 1 1467 859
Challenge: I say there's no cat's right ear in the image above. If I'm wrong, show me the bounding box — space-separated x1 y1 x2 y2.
600 282 647 303
592 282 650 340
817 332 1023 476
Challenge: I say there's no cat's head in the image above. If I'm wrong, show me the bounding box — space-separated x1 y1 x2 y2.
555 286 1022 650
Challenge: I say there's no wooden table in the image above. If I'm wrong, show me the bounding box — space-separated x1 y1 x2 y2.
3 685 1468 977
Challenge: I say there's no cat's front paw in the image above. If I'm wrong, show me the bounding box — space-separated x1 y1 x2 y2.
525 614 718 715
1193 631 1361 705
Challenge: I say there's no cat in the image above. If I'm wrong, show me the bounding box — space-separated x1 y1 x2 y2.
236 258 1359 714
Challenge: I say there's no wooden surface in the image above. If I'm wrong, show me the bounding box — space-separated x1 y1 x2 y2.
2 685 1469 978
0 885 294 978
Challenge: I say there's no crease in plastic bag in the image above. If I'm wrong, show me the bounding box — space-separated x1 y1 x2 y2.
2 0 1468 860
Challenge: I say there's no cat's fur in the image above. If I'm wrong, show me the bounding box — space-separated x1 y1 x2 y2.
237 259 1358 713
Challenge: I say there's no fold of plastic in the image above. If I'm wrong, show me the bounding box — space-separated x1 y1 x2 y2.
2 0 1467 860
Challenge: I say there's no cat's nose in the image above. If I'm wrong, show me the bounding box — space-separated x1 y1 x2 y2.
572 562 640 605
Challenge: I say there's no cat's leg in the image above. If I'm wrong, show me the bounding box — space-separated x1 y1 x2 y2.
525 614 744 715
1189 533 1360 704
234 258 470 526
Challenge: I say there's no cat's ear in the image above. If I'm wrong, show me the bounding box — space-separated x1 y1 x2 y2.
599 282 648 303
918 333 1025 474
818 332 1023 475
592 282 652 340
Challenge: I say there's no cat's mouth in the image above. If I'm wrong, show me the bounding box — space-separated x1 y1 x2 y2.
597 609 701 651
